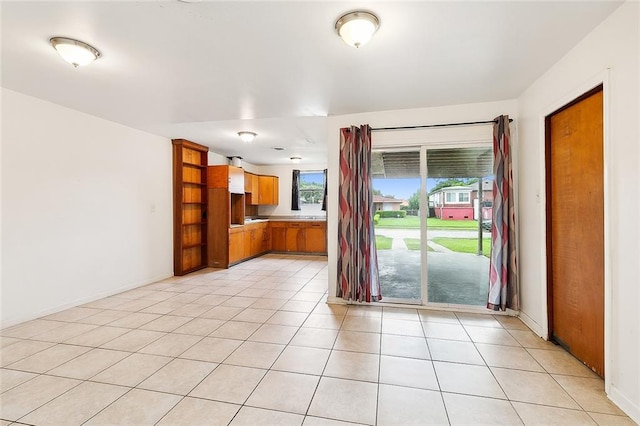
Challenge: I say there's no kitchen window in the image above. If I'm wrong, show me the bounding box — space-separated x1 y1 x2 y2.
294 170 327 216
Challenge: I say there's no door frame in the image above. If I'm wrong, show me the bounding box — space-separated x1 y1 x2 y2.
540 70 612 390
371 141 494 310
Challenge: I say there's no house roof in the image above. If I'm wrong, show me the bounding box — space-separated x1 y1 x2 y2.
0 2 622 165
373 195 403 204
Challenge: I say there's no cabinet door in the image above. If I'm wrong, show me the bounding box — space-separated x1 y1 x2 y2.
243 229 253 259
285 226 305 252
229 231 244 264
272 177 279 205
305 225 327 253
271 227 286 251
252 174 260 203
244 172 253 193
258 176 273 205
262 227 271 253
228 166 244 194
252 228 263 256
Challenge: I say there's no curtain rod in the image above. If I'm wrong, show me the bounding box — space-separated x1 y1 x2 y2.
371 118 513 132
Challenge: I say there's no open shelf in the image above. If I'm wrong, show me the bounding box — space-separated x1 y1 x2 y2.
173 139 209 276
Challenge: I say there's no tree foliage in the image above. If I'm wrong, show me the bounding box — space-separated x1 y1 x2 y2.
428 178 478 195
407 191 420 210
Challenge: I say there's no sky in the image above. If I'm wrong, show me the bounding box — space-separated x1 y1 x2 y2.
303 172 484 201
372 178 434 200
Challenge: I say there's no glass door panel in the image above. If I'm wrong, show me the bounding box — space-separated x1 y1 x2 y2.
371 149 423 303
425 147 493 306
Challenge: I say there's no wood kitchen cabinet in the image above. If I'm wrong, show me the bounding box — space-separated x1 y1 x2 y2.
243 222 269 259
258 175 279 205
270 221 327 254
245 172 260 205
285 223 305 252
229 228 244 265
270 223 286 252
172 139 208 276
208 165 244 194
207 165 245 268
305 222 327 253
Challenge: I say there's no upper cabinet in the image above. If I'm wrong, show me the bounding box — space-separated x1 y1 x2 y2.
207 165 244 194
244 172 260 205
258 175 279 205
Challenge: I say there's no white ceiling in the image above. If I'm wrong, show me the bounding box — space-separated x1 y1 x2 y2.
1 1 621 165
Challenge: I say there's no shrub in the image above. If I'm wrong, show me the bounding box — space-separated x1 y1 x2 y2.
373 214 380 225
376 210 406 218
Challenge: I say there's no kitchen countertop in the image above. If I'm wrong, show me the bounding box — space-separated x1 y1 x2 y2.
245 216 326 223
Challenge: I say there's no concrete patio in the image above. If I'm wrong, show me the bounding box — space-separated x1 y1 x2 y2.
375 228 490 305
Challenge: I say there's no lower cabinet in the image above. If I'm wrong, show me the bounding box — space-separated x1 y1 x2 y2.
271 224 286 252
272 221 327 254
227 220 326 266
305 223 327 253
229 228 244 264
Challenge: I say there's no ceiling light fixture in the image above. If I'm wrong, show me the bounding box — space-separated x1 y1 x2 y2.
272 147 286 151
50 37 101 67
237 131 257 143
335 11 380 48
290 157 302 164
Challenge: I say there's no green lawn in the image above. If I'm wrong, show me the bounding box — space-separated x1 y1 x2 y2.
375 235 393 250
404 238 434 251
432 237 491 257
375 216 479 230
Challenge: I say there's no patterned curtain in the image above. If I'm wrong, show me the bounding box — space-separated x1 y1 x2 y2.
337 125 381 302
488 115 519 311
291 169 301 211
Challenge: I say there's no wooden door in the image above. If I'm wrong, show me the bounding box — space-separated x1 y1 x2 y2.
546 86 604 377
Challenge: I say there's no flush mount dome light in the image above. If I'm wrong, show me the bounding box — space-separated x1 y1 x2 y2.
335 11 380 48
238 131 257 143
290 156 302 164
50 37 101 67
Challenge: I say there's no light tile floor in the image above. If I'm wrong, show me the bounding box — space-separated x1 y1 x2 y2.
0 254 636 426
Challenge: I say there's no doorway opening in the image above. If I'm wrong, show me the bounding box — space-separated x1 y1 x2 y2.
371 146 493 306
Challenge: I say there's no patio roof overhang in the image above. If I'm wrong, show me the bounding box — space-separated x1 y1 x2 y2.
371 148 493 179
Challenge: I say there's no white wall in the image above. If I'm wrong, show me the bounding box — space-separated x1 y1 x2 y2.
1 89 173 328
517 2 639 421
256 164 328 217
208 151 230 166
326 99 517 302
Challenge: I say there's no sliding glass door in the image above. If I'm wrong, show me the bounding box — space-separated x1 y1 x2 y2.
425 147 492 306
372 144 492 307
372 149 423 304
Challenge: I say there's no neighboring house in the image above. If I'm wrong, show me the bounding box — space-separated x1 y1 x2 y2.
428 185 474 220
373 195 403 212
469 180 494 221
428 181 494 220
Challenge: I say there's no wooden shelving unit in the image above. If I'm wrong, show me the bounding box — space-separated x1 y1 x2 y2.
172 139 209 276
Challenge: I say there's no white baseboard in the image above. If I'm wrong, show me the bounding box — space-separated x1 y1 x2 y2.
518 310 547 339
0 271 173 329
609 385 640 424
